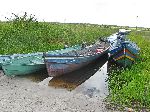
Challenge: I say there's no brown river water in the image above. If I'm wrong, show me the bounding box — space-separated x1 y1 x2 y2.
24 53 109 99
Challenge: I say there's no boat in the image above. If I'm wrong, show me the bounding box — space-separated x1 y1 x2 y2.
1 45 81 76
44 41 110 77
1 53 45 76
0 53 30 69
0 55 11 69
107 30 140 67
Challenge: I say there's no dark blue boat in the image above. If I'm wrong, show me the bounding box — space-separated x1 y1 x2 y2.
107 29 140 67
44 41 110 77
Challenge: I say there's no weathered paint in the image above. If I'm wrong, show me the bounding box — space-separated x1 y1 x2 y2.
113 50 136 61
109 42 139 66
2 64 45 76
108 31 140 67
44 41 110 77
2 53 45 76
0 55 12 69
112 44 139 67
2 45 81 76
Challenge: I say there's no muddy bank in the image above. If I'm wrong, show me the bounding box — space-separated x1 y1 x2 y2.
0 55 119 112
0 74 111 112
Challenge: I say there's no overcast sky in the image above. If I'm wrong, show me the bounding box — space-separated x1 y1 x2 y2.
0 0 149 27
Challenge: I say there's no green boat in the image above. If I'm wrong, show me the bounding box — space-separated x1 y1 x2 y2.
1 45 81 76
0 54 29 69
2 53 44 76
0 55 11 69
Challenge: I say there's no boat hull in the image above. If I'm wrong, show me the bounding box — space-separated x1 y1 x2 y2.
2 64 45 76
1 45 81 76
1 54 45 76
0 55 12 69
45 54 102 77
44 41 109 77
112 47 138 67
108 31 139 67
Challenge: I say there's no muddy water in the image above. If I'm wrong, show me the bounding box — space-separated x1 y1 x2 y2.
21 54 109 98
48 54 109 98
73 62 108 98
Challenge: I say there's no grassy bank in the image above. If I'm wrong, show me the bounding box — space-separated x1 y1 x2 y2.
3 13 150 111
0 14 117 54
108 31 150 111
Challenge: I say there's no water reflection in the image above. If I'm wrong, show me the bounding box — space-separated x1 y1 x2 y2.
19 68 49 82
22 53 110 98
48 54 109 98
74 62 108 98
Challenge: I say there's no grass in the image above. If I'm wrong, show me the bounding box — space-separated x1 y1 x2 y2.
2 12 150 111
108 30 150 111
0 13 117 55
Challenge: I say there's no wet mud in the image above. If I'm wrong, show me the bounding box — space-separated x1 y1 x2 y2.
18 53 110 98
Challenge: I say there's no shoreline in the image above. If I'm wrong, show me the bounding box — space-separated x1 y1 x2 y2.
0 70 114 112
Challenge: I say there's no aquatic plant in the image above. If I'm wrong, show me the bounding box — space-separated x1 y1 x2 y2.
108 31 150 111
0 13 117 54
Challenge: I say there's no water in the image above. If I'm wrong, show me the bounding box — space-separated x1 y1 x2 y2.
74 62 108 98
20 54 109 98
48 54 109 98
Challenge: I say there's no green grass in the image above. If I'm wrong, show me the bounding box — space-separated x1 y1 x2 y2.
0 13 117 54
1 13 150 111
108 31 150 111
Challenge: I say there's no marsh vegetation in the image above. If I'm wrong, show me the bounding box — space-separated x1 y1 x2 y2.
108 30 150 111
1 13 150 111
0 13 117 54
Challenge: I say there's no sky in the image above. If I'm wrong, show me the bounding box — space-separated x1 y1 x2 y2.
0 0 150 27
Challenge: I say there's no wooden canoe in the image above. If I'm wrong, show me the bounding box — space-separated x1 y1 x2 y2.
0 55 11 69
107 30 140 67
44 41 110 77
1 45 81 76
1 53 44 76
